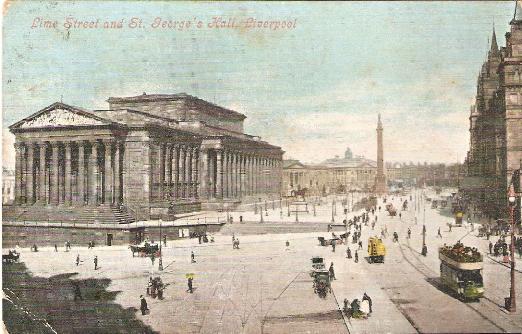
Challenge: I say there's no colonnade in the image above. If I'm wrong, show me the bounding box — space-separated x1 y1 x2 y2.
14 140 122 206
204 149 281 200
155 143 200 201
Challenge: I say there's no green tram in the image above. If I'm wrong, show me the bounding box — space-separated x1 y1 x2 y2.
439 251 484 300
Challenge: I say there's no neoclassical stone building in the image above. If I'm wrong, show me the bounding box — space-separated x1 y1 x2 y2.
7 93 283 223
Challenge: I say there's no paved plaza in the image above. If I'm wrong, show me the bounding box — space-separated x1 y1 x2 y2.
3 189 522 333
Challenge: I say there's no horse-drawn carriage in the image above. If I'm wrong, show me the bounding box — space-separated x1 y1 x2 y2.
318 236 342 246
385 203 397 216
310 268 330 298
2 250 20 264
130 241 160 257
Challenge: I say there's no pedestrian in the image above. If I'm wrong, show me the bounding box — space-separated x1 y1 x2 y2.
407 228 411 239
355 250 359 263
94 255 98 270
437 227 442 238
73 282 83 301
285 240 290 248
54 244 58 252
140 295 149 315
358 240 363 250
163 235 167 247
187 277 193 293
191 251 196 263
449 224 452 232
151 253 155 266
76 254 80 266
399 212 402 220
489 241 493 255
329 262 336 280
362 292 373 313
64 241 69 252
332 241 336 252
346 247 352 259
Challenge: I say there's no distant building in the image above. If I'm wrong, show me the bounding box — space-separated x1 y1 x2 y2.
2 167 15 204
463 5 522 219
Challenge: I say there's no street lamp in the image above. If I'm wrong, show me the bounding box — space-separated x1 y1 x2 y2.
421 201 427 256
158 219 163 271
507 187 517 312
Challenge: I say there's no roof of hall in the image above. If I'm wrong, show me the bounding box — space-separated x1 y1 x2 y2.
106 92 247 120
10 101 281 150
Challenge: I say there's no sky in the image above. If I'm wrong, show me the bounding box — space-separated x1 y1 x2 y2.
1 1 517 168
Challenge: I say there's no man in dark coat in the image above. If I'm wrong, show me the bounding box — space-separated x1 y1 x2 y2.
94 255 98 270
140 295 148 315
187 277 193 293
329 262 336 280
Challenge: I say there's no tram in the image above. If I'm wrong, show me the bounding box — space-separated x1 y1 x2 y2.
439 244 484 300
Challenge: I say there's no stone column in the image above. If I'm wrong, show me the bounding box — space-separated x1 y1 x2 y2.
218 151 230 198
89 141 99 205
174 145 180 200
192 147 199 199
199 149 208 199
77 143 85 205
14 143 23 204
245 156 250 197
216 150 223 199
104 140 113 204
187 147 193 198
230 152 235 198
113 141 121 204
50 142 59 205
26 143 35 204
238 154 243 198
64 142 72 204
159 143 165 200
39 143 47 203
166 144 172 200
180 146 186 199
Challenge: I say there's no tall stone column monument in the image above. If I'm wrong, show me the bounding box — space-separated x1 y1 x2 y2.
374 114 387 195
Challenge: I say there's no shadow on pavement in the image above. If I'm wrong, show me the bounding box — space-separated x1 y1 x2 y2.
3 261 157 334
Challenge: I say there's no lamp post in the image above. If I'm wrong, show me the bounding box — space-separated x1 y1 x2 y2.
508 187 517 312
331 201 335 223
158 219 163 271
259 198 263 223
421 201 427 256
279 197 283 216
295 205 299 222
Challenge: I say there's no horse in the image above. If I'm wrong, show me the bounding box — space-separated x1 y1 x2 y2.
291 187 308 200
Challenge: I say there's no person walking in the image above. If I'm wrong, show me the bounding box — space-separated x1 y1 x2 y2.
76 254 80 266
140 295 149 315
329 262 336 280
332 241 336 252
191 251 196 263
489 241 493 255
54 244 58 252
355 250 359 263
163 235 167 247
346 247 352 259
407 228 411 239
358 240 363 250
437 227 442 238
94 255 98 270
187 277 193 293
362 292 373 313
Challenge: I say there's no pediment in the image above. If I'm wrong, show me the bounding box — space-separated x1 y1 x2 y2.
11 102 111 130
